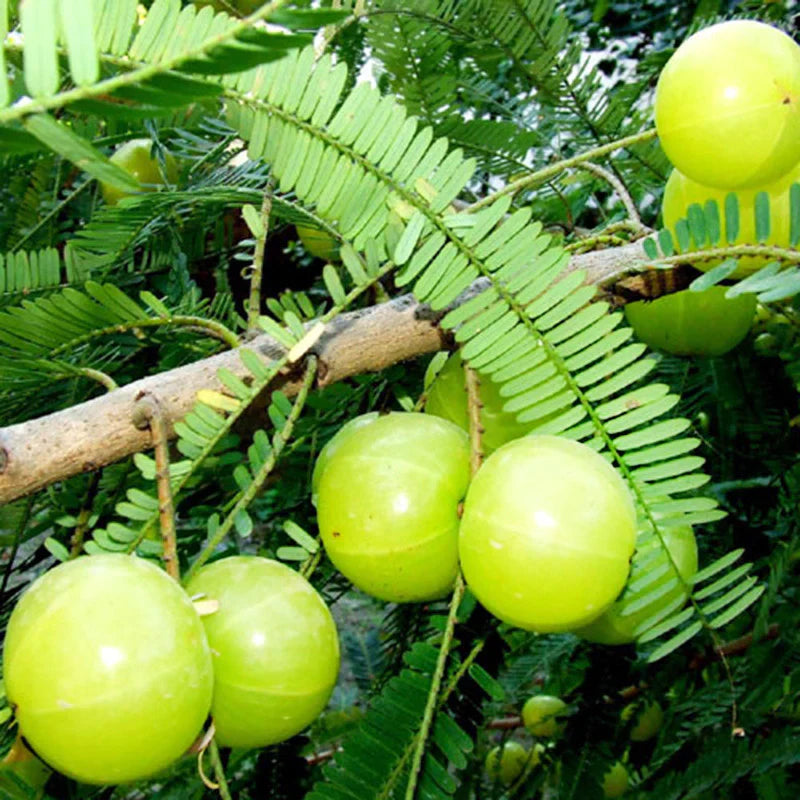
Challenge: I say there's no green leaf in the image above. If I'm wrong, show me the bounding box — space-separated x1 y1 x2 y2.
469 664 505 700
58 0 99 86
754 191 770 242
21 0 59 98
242 203 265 238
647 621 703 662
394 211 428 265
283 520 319 553
44 536 70 561
234 509 253 538
23 115 141 193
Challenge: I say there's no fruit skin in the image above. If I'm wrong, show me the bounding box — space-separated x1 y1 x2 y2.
311 411 380 506
424 352 545 453
484 741 537 784
102 138 178 206
3 555 213 785
624 287 756 357
316 412 470 602
522 695 568 738
296 224 340 261
576 525 697 645
602 761 630 798
623 700 665 742
458 435 637 632
661 163 800 276
185 556 340 749
654 20 800 189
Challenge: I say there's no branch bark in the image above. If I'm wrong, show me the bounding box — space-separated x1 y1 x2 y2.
0 240 652 503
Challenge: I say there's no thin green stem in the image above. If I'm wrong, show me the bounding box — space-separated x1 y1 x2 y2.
12 179 94 252
652 243 800 268
47 314 240 358
404 574 466 800
466 128 658 212
209 739 233 800
247 182 275 330
578 161 643 230
78 367 119 392
184 357 318 581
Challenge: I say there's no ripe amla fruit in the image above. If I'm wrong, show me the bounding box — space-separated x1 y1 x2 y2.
185 556 340 748
654 20 800 189
624 287 756 357
458 436 637 631
424 352 541 453
311 412 379 506
522 695 568 738
101 138 178 206
316 412 470 602
485 741 538 784
296 224 340 261
3 555 213 785
661 162 800 276
576 524 697 645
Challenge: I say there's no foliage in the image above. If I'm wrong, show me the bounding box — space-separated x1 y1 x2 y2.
0 0 799 798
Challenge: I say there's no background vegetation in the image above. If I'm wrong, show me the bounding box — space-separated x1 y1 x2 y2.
0 0 799 797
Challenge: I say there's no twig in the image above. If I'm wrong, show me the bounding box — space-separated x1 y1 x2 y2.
0 240 656 505
688 623 780 670
132 395 179 580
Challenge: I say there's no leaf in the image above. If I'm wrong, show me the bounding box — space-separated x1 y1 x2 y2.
234 509 253 538
44 537 70 561
242 203 265 238
24 115 141 194
283 520 319 553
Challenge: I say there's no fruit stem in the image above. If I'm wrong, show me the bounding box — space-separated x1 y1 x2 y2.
247 181 275 331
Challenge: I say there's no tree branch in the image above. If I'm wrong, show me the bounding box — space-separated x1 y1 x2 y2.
0 241 652 504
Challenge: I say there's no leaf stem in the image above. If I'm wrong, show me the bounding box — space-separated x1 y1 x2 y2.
184 356 318 581
466 128 658 212
247 182 275 330
404 574 466 800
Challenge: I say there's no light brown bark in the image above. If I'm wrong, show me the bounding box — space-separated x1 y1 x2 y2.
0 240 651 503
